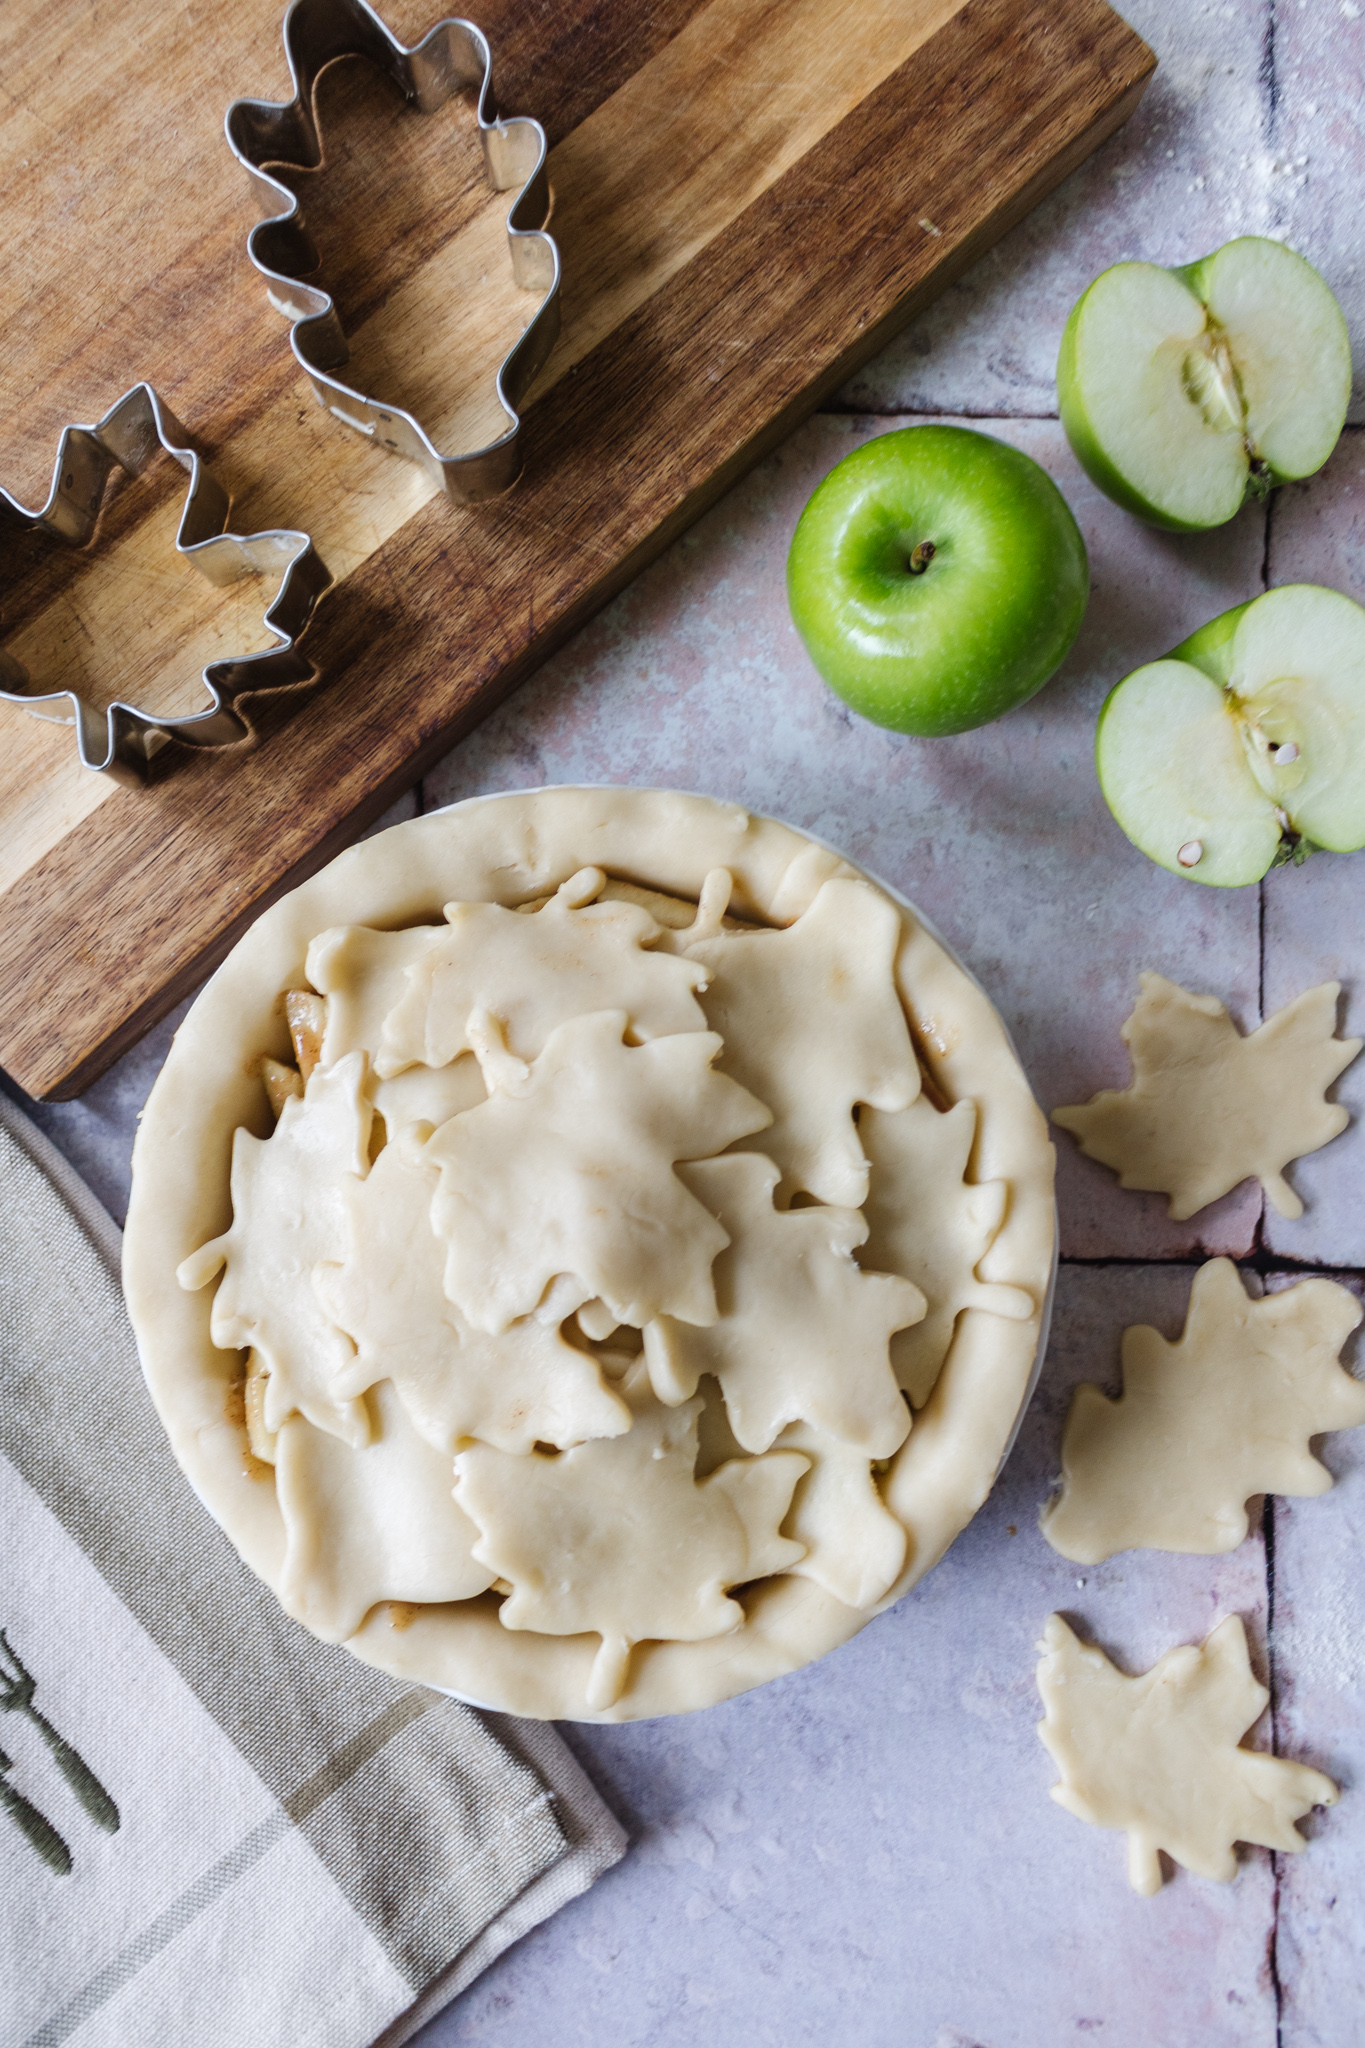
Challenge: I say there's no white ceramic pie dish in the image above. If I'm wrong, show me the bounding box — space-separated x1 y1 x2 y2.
124 786 1057 1721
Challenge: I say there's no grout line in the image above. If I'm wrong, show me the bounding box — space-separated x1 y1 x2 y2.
1253 478 1275 1265
816 403 1060 423
1059 1250 1365 1280
1265 1495 1286 2045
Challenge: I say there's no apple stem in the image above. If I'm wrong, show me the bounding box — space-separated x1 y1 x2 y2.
908 541 936 575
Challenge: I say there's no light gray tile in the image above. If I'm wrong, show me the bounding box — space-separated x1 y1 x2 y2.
1265 1274 1365 2044
839 0 1278 419
1263 0 1365 422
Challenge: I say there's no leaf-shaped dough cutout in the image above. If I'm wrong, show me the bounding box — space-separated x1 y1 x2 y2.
377 867 709 1077
176 1054 371 1446
276 1379 494 1643
423 1009 772 1335
307 924 444 1064
777 1420 907 1611
314 1139 630 1454
643 1152 921 1456
305 923 488 1135
1037 1614 1338 1896
455 1366 807 1710
685 876 919 1206
693 1376 904 1609
1054 974 1361 1221
860 1095 1035 1407
1042 1258 1365 1563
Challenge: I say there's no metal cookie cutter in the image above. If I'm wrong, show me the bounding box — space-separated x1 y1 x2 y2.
0 384 332 787
226 0 561 503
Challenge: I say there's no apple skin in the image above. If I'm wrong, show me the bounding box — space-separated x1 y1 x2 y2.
785 425 1089 738
1056 281 1208 534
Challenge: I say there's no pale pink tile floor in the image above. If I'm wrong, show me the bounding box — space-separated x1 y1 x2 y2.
8 0 1365 2039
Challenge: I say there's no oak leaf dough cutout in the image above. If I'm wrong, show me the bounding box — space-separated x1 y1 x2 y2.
422 1007 771 1334
685 875 919 1207
314 1139 631 1455
176 1053 373 1448
1037 1613 1337 1896
455 1365 808 1710
860 1095 1035 1406
1053 973 1360 1220
642 1151 924 1457
275 1380 494 1643
377 867 709 1075
1042 1258 1365 1563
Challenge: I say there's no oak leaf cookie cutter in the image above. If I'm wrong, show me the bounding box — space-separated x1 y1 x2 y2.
225 0 561 503
0 383 332 787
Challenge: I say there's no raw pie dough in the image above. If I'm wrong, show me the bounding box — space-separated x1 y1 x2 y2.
1053 973 1360 1220
1042 1260 1365 1562
124 789 1056 1720
1037 1614 1338 1896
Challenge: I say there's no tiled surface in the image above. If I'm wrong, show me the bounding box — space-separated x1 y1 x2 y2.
839 0 1364 426
6 0 1365 2040
434 1268 1280 2048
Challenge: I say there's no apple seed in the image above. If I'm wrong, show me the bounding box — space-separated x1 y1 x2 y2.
1273 741 1300 764
1177 840 1204 867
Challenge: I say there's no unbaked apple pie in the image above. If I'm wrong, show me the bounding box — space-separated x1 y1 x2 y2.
124 788 1055 1719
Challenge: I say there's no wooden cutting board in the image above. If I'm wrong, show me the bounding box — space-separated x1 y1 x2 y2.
0 0 1152 1099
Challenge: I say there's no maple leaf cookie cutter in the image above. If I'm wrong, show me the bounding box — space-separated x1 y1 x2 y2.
225 0 561 503
0 383 333 786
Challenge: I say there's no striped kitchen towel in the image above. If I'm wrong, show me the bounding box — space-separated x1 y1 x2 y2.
0 1092 625 2048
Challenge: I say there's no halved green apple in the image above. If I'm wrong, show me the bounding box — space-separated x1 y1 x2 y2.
1059 237 1351 531
1096 584 1365 886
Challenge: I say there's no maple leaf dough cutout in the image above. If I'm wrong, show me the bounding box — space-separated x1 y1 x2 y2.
778 1422 907 1610
306 924 488 1136
1053 973 1361 1221
1042 1258 1365 1564
275 1379 494 1643
684 875 919 1206
423 1008 772 1335
859 1096 1036 1407
642 1152 922 1457
177 1053 372 1447
313 1138 630 1454
692 1377 905 1610
455 1364 807 1710
376 866 710 1077
1037 1613 1338 1896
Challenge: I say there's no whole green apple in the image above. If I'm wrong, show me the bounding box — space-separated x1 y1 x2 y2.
1096 582 1365 886
786 425 1089 737
1058 236 1351 533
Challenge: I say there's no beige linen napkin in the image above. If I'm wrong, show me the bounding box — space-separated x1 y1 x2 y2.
0 1094 625 2048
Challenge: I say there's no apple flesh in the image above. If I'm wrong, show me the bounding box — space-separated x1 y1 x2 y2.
1058 237 1351 532
1096 583 1365 886
785 425 1089 737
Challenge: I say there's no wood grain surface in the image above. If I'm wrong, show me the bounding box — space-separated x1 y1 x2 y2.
0 0 1153 1098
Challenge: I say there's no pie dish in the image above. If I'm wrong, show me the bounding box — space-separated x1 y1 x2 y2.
124 787 1056 1721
